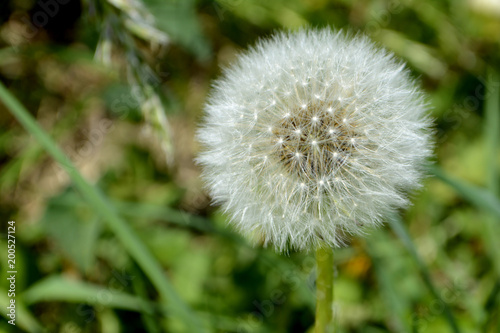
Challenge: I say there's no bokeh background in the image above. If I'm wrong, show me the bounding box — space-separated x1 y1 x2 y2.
1 0 500 332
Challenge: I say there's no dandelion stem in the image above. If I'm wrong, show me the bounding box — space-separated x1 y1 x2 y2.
315 243 334 333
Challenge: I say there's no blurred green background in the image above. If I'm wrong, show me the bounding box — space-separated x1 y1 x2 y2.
1 0 500 332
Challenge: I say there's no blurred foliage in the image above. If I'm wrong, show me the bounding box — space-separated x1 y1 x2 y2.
0 0 500 332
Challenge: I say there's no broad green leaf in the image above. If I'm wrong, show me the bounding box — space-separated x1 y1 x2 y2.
143 0 211 61
39 193 101 273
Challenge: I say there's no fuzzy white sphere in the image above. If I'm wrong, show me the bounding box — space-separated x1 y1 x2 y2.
197 28 432 252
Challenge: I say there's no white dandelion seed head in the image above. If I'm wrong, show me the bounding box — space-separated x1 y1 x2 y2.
197 28 433 252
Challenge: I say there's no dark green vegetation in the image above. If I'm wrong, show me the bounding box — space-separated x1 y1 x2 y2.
0 0 499 332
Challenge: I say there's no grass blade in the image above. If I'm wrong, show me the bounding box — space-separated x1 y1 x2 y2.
482 69 500 275
430 166 500 219
22 275 152 312
387 214 461 333
482 70 500 267
0 82 205 332
366 236 409 333
482 69 500 330
0 288 45 333
485 70 500 197
431 164 500 279
22 276 247 332
131 266 163 333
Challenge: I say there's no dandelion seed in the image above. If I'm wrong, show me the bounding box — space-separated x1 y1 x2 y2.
197 28 432 252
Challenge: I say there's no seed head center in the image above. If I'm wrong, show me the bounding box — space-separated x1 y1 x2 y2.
271 102 356 179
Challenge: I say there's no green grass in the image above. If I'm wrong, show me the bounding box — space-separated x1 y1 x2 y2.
1 0 500 332
0 82 204 333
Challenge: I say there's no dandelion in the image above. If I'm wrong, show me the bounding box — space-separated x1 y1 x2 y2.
198 28 432 250
197 27 432 332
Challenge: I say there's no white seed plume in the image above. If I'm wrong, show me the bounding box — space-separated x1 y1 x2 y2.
197 28 432 252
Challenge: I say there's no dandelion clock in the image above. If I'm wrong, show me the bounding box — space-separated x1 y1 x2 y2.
197 28 432 332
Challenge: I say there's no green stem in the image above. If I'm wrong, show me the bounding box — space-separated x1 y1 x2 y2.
315 243 334 333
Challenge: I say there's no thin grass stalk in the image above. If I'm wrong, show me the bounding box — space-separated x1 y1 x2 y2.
0 82 204 333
